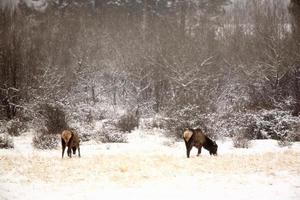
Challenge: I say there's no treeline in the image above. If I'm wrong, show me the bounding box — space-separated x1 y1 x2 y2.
0 0 300 142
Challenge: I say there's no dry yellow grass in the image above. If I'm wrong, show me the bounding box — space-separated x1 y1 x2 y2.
1 150 300 187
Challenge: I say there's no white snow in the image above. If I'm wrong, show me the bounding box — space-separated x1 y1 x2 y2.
1 129 300 200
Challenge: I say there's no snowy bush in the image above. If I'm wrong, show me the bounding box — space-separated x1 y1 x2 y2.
94 119 128 143
204 112 258 139
100 131 128 143
164 118 189 139
32 131 59 149
195 109 300 143
0 122 5 134
70 103 108 124
232 130 251 148
151 117 166 129
79 131 92 142
253 110 300 141
161 107 300 143
164 104 209 139
69 125 92 142
116 112 139 132
6 119 26 136
233 137 250 148
0 133 14 149
69 119 127 143
39 104 69 135
277 139 293 147
140 115 168 130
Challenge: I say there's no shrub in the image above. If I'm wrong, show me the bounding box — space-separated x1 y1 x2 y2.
164 118 190 139
95 120 128 143
0 134 14 149
164 104 212 140
101 131 128 143
116 113 139 132
70 127 91 142
0 122 5 134
32 132 59 149
290 120 300 142
232 134 250 148
277 139 292 147
39 104 69 135
7 119 26 136
200 112 258 139
80 132 91 142
253 110 300 141
140 115 168 130
198 110 300 142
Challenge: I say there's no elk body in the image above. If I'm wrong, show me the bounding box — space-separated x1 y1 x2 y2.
61 130 81 158
183 128 218 158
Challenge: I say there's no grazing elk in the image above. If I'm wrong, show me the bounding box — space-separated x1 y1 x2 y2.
61 130 81 158
183 128 218 158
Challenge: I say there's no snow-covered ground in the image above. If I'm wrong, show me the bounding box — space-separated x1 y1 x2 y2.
1 129 300 200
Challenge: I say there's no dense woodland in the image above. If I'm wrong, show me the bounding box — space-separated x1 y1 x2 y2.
0 0 300 148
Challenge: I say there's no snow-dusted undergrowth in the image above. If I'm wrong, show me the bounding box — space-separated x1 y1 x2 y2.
0 129 300 200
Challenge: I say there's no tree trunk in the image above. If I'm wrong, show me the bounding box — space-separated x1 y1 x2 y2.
179 0 187 38
292 66 300 116
91 85 96 104
142 0 149 41
289 0 300 42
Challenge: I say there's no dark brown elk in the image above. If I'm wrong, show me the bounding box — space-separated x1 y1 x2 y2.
61 130 81 158
183 128 218 158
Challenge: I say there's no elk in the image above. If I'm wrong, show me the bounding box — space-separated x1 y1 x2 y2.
183 128 218 158
61 130 81 158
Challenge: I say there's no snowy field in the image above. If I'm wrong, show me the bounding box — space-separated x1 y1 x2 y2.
1 129 300 200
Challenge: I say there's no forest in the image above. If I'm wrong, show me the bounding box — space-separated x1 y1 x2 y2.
1 1 300 199
1 0 300 148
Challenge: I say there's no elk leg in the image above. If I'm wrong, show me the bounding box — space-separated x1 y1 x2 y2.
187 145 193 158
72 147 76 155
67 146 72 158
185 141 193 158
78 146 81 158
197 146 202 156
62 139 66 158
